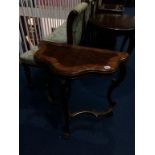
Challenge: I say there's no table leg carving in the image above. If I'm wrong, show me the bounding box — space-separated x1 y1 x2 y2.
69 108 113 118
61 79 71 138
44 71 56 104
46 80 54 103
107 62 127 108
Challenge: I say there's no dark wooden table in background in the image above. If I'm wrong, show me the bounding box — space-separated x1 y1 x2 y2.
90 13 135 31
97 3 125 14
89 13 135 53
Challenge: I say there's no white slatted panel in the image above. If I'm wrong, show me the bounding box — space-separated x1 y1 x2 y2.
19 0 81 53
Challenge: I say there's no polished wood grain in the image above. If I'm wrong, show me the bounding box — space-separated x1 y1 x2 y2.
34 41 128 77
90 13 135 31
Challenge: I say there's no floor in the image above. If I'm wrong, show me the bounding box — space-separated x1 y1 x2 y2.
19 7 135 155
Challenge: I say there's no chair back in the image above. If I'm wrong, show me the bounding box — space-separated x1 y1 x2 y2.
67 2 89 45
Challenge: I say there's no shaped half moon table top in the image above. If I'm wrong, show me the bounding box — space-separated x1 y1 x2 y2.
34 41 128 77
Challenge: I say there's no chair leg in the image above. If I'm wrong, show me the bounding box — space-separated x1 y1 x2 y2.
22 64 33 89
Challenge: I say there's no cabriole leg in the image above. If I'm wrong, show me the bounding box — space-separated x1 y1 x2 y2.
61 79 71 138
107 62 127 109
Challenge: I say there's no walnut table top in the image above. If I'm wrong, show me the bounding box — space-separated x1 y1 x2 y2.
34 41 128 77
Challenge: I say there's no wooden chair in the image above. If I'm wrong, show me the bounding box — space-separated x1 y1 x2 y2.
20 2 91 88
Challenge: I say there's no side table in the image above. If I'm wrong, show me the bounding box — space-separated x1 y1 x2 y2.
34 41 128 137
89 13 135 54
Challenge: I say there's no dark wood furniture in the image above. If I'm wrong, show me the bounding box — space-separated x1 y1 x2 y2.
91 0 127 16
96 0 126 14
90 13 134 31
34 41 128 137
97 3 125 14
89 13 135 54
